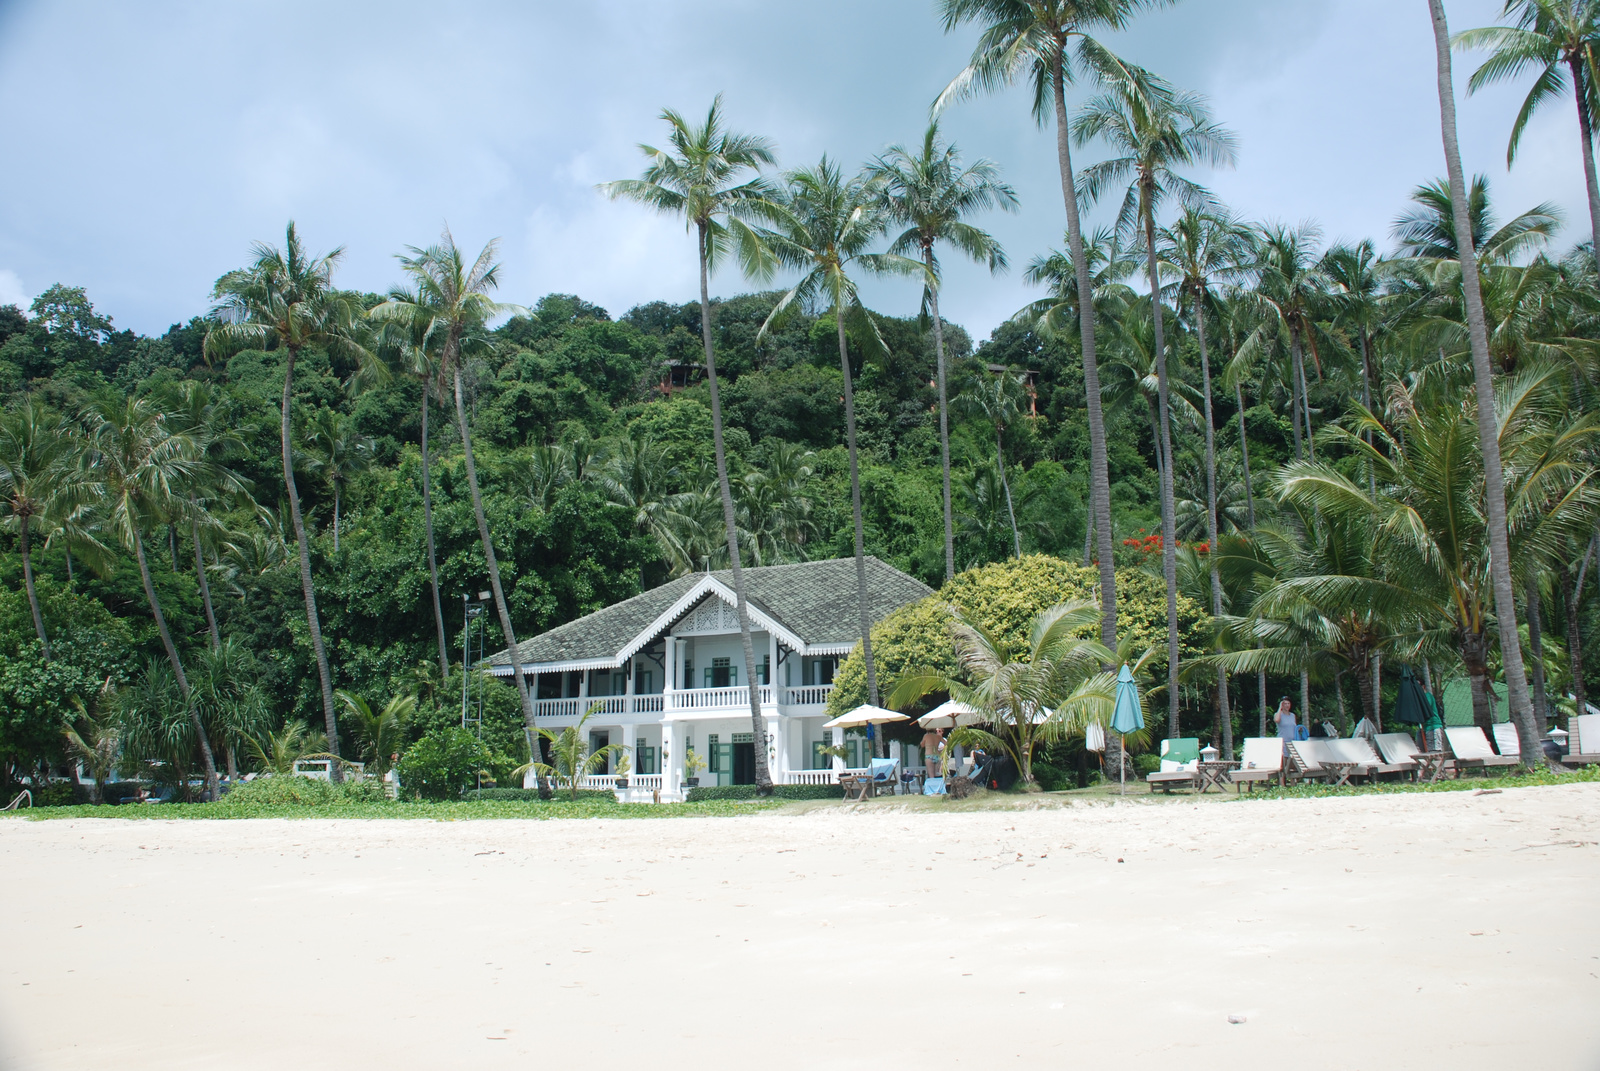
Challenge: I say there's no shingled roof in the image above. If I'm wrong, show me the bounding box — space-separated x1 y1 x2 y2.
486 556 931 672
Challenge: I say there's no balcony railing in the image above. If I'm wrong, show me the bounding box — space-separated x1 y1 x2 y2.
531 684 832 720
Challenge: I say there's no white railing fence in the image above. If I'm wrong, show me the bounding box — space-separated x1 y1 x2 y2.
782 685 833 707
531 683 831 720
668 685 774 710
781 769 837 785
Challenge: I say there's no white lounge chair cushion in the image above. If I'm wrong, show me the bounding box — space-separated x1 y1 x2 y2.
1573 714 1600 755
1492 723 1520 757
1445 726 1496 760
1236 737 1282 772
1375 732 1422 764
1328 739 1378 765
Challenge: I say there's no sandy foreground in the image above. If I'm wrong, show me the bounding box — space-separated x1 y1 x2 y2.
1 786 1598 1070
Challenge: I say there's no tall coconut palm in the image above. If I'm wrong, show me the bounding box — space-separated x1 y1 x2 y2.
1392 175 1562 265
0 400 83 659
756 159 928 747
1456 0 1600 260
372 231 551 794
599 97 778 790
1432 0 1546 764
83 394 221 800
1076 70 1237 739
867 121 1017 580
299 407 374 552
1241 223 1328 462
205 223 366 778
1160 207 1250 755
955 369 1031 557
937 0 1164 649
163 380 250 651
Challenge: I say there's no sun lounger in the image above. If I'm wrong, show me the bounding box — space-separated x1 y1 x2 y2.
1327 737 1414 780
1562 714 1600 765
868 757 899 796
1444 726 1520 774
1286 739 1330 782
1228 737 1284 791
1491 723 1521 758
1146 738 1200 793
1375 731 1454 781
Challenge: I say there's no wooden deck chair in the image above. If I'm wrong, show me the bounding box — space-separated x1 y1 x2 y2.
1228 737 1284 791
1491 723 1522 758
1444 727 1519 774
1145 738 1200 793
1376 731 1454 781
1328 737 1414 780
1286 739 1332 782
1563 714 1600 765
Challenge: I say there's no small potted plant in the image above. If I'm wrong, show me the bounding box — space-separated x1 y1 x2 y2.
682 748 706 787
613 751 631 790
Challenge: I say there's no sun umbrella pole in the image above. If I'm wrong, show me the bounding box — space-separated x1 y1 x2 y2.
1119 733 1125 796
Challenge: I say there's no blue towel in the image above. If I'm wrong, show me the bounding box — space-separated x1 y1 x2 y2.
922 776 946 796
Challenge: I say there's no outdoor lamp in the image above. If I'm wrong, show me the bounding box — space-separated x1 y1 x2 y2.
1200 744 1219 762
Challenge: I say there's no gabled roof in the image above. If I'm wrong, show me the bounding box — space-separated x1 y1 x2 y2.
485 556 931 673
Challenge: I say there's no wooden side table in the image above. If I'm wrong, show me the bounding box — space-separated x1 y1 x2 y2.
1321 761 1359 788
1197 760 1239 793
1414 751 1449 784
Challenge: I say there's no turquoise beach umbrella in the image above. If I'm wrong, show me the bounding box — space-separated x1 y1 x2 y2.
1111 665 1143 795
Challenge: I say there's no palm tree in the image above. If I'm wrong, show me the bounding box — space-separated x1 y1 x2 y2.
600 97 779 790
0 400 83 659
336 690 415 777
517 703 629 801
83 393 221 800
1161 207 1250 755
1434 0 1546 762
206 222 366 778
888 600 1119 788
372 231 550 793
63 698 118 805
368 299 451 680
937 0 1162 649
756 159 927 747
1392 175 1562 265
955 369 1031 556
1076 70 1237 739
1456 0 1600 260
189 640 270 780
246 720 315 776
599 434 692 569
1241 223 1328 462
868 121 1017 580
299 408 373 552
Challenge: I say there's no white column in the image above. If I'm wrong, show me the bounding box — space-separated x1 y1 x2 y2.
768 632 779 699
830 729 846 777
661 720 678 798
889 739 902 793
615 724 633 782
624 656 636 716
768 713 788 782
578 671 589 701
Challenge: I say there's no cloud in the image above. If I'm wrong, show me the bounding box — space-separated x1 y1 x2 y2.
0 270 28 311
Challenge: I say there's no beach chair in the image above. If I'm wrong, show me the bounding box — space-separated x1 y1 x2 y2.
1146 738 1200 793
1286 739 1330 782
1491 723 1522 759
1376 731 1453 782
1327 737 1414 780
1561 713 1600 765
1444 727 1519 775
868 757 899 797
1228 737 1284 792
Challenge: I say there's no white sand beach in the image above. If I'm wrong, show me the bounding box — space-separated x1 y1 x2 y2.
2 785 1598 1069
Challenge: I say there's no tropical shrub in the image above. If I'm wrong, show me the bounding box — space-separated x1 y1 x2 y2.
464 787 614 802
684 784 843 801
220 775 388 806
828 555 1208 716
395 728 500 801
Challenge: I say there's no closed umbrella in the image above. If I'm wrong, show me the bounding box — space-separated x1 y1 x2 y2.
1111 664 1145 796
1393 666 1428 729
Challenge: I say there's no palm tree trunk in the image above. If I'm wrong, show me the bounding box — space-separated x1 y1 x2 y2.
332 489 340 553
1299 669 1310 738
132 530 219 800
420 386 450 682
1353 645 1375 728
280 347 342 781
451 360 552 798
1359 332 1376 498
836 308 882 756
1567 56 1600 264
1288 329 1306 461
996 429 1021 558
1235 379 1255 526
1196 303 1232 758
1298 344 1316 459
1053 41 1116 649
1564 536 1594 729
927 249 956 582
697 223 771 791
1144 205 1181 740
1527 575 1549 732
191 506 221 651
1431 0 1541 767
1258 667 1267 737
18 517 50 660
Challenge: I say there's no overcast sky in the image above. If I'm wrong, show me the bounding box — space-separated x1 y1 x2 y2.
0 0 1587 342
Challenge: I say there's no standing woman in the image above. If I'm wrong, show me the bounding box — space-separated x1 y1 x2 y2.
1273 696 1298 754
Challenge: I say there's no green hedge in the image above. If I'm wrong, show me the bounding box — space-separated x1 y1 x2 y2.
685 784 844 801
222 776 389 806
465 788 615 802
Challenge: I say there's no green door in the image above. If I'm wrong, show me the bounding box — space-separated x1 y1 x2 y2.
712 742 734 787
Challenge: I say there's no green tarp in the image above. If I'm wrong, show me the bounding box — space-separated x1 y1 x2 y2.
1441 679 1508 725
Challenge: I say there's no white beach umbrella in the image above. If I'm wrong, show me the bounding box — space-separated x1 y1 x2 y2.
914 700 984 730
822 704 910 729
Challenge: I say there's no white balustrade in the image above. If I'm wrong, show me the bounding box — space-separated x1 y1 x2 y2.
782 769 837 785
668 685 774 711
533 698 581 719
534 684 827 719
630 695 664 714
782 685 833 708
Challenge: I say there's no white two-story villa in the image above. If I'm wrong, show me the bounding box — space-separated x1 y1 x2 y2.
485 557 930 797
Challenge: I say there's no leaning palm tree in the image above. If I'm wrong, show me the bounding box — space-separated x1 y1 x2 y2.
0 399 84 659
867 121 1017 580
205 222 367 778
83 393 221 800
370 231 549 793
1076 69 1237 739
1455 0 1600 259
599 97 779 790
937 0 1163 648
888 600 1119 788
1432 0 1544 763
756 159 928 744
1160 207 1250 755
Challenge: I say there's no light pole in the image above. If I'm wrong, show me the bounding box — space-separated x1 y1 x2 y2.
461 591 490 731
